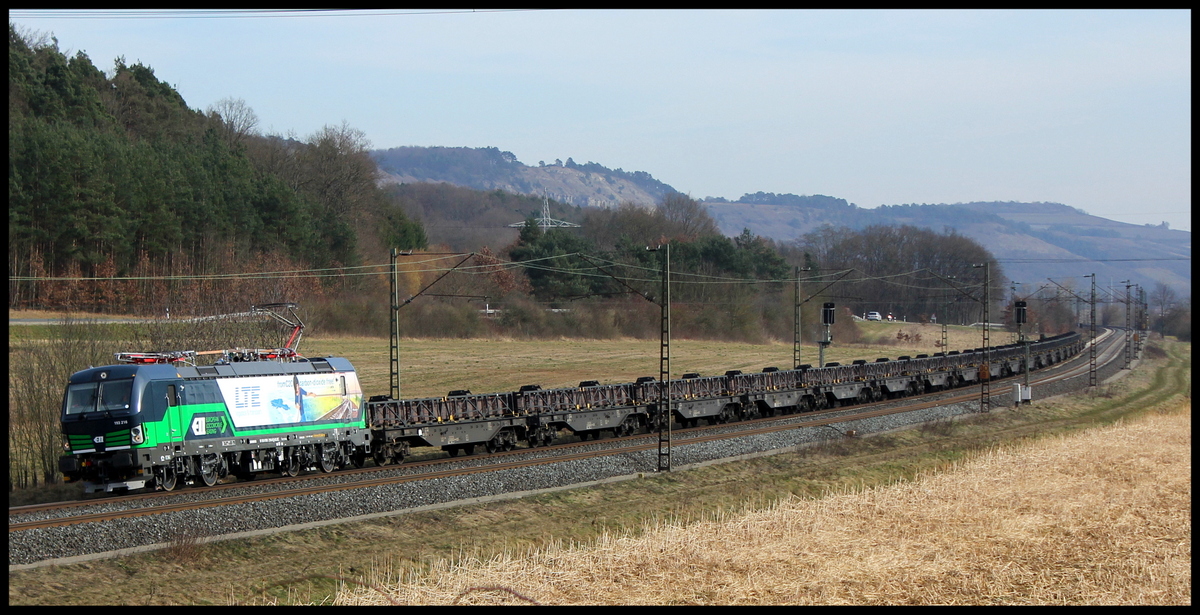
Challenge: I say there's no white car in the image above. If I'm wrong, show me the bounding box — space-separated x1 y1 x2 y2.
866 312 882 321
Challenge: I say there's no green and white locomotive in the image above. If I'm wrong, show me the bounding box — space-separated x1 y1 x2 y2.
59 349 370 493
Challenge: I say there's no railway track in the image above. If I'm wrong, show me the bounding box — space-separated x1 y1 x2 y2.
9 328 1123 536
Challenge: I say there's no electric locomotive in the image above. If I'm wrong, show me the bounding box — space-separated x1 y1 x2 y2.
59 350 370 493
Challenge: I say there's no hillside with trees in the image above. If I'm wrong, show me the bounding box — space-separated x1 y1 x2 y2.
8 24 426 318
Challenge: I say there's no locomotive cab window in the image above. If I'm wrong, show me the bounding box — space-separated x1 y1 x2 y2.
64 378 134 415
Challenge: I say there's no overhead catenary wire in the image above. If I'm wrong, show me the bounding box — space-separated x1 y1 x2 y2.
6 257 967 293
9 9 536 20
13 250 1180 302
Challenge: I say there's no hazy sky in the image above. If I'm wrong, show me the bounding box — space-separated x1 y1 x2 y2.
11 9 1192 232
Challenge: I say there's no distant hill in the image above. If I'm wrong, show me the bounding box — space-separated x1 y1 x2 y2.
705 195 1191 297
371 146 678 208
367 147 1190 297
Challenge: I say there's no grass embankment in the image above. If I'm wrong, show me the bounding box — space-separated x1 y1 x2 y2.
344 406 1191 605
7 339 1189 605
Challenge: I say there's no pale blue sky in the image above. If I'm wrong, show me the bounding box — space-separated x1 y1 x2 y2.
10 9 1191 232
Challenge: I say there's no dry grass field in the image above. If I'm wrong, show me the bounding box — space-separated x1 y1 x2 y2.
339 403 1191 605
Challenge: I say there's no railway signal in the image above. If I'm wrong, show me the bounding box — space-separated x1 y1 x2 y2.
819 302 834 367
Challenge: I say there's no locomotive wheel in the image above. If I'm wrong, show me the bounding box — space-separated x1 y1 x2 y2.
283 451 301 477
319 443 338 473
157 466 177 492
199 454 220 487
350 449 367 468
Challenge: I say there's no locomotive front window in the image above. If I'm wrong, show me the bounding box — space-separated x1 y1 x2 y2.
100 379 134 411
65 383 98 415
64 379 134 415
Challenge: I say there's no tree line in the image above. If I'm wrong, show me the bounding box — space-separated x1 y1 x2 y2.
8 24 426 317
785 224 1008 329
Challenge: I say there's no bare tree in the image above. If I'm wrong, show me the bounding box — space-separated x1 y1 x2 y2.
659 193 720 240
206 97 260 149
1150 282 1178 335
10 23 56 51
299 121 377 220
1150 282 1178 315
794 225 1003 325
582 201 664 251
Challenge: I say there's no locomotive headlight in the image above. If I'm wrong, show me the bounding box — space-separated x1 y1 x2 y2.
131 425 144 444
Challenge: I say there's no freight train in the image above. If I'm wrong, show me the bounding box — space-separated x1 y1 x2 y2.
59 330 1083 493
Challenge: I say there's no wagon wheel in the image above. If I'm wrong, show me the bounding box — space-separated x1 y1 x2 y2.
533 428 555 447
373 446 392 467
319 442 339 473
199 454 220 487
157 465 178 492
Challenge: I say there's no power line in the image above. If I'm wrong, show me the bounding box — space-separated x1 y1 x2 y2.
10 9 536 20
997 257 1189 263
13 252 1187 297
